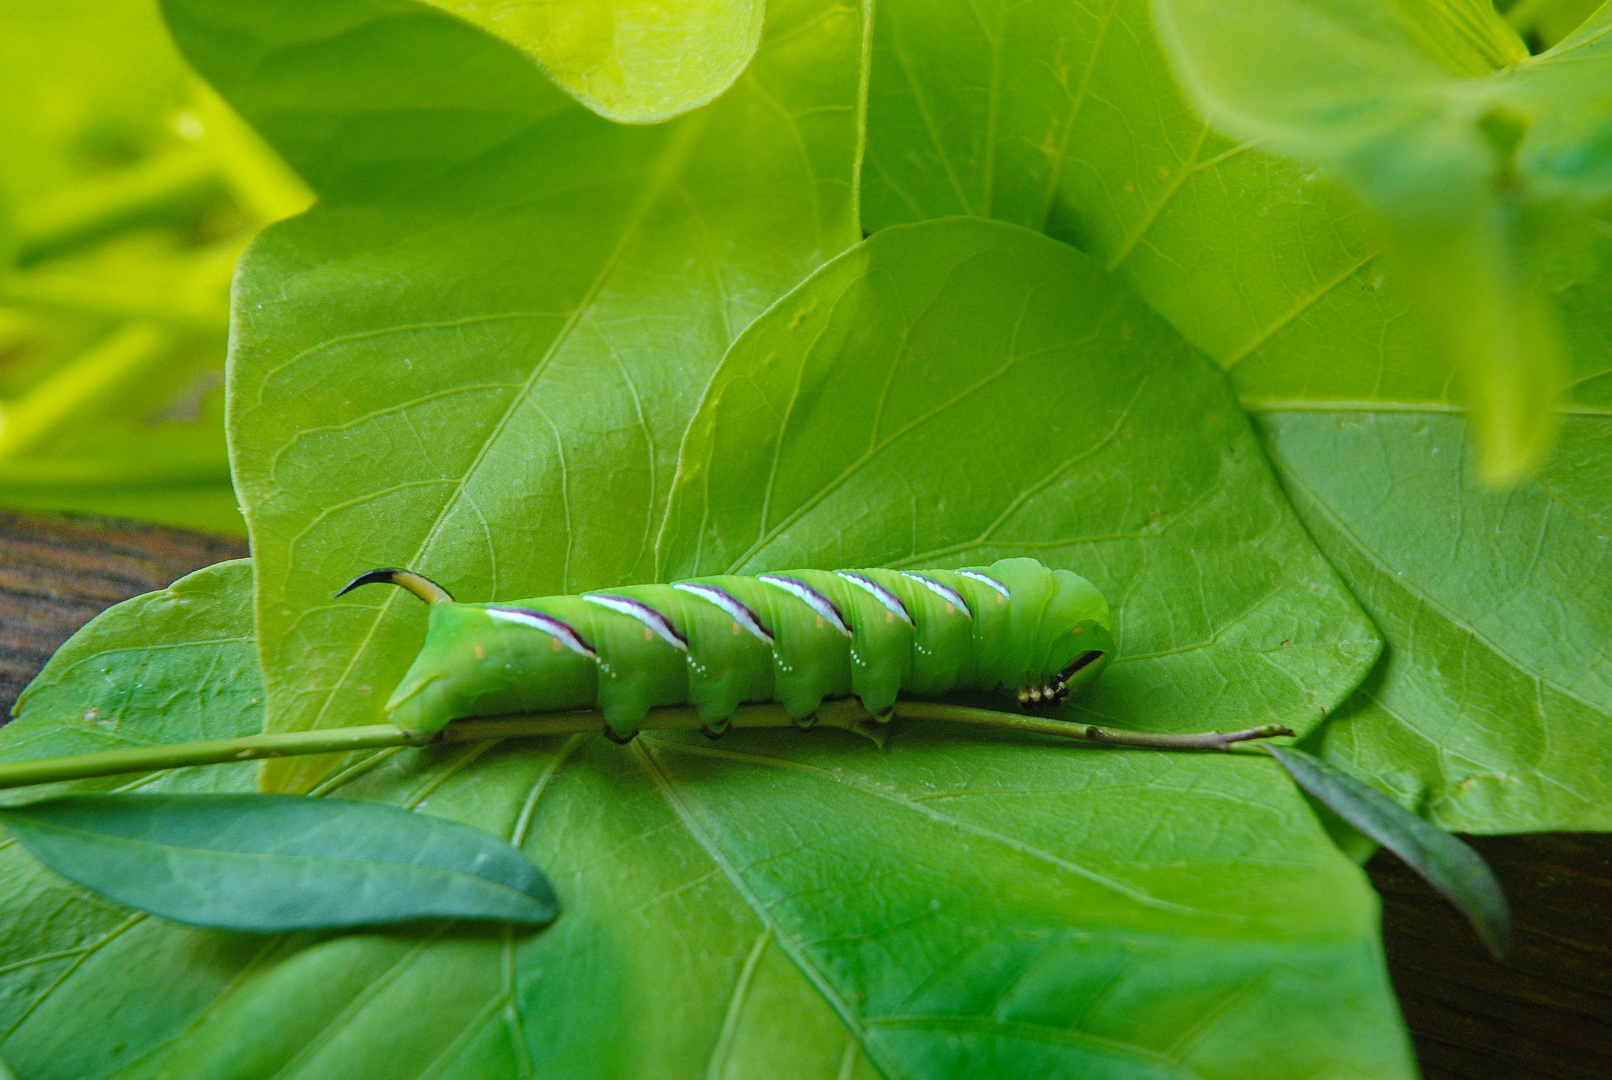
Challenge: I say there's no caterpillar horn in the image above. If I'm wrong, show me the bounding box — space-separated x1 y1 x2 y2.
335 568 455 605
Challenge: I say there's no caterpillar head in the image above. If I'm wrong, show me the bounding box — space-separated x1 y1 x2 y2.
1014 569 1114 709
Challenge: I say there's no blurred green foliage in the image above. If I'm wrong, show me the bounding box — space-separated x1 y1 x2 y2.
1154 0 1612 484
1502 0 1607 48
0 0 310 534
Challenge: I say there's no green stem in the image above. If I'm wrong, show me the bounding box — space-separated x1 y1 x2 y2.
14 148 223 263
185 77 316 223
892 702 1293 750
0 458 231 489
0 265 233 333
0 700 1292 791
0 323 174 461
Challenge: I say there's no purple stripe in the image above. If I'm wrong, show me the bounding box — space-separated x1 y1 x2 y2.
672 582 775 645
956 569 1011 600
899 572 973 618
582 594 689 650
757 575 853 637
836 572 913 626
486 607 597 658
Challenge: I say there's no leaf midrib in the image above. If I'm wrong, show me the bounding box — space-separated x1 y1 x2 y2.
632 742 873 1058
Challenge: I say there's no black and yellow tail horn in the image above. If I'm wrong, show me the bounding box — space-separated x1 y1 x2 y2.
335 568 455 605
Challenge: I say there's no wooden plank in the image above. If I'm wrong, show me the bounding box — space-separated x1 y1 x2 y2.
1369 833 1612 1080
0 509 247 715
0 508 1607 1078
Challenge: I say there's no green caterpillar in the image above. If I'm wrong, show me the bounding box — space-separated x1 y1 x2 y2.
341 557 1114 743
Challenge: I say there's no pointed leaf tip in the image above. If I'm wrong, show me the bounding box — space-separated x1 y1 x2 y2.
0 793 558 932
1269 746 1511 959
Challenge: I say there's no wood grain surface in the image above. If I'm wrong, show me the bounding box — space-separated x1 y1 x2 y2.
0 509 247 716
1368 833 1612 1079
0 508 1607 1079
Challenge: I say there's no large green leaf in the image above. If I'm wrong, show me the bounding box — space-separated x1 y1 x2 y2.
422 0 767 123
862 0 1431 408
161 0 868 790
1256 406 1612 832
660 217 1381 739
0 226 1413 1073
1153 0 1612 482
858 0 1612 834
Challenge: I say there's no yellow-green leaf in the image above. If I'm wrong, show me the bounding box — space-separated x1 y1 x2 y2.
1153 0 1612 483
162 0 867 791
425 0 766 122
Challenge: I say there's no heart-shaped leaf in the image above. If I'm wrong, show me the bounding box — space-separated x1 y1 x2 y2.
0 224 1413 1075
161 0 869 792
660 216 1381 739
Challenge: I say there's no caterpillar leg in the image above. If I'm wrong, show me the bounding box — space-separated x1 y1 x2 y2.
700 725 726 741
599 699 649 745
780 693 825 728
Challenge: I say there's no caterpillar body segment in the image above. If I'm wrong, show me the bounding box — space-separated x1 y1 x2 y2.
348 558 1113 741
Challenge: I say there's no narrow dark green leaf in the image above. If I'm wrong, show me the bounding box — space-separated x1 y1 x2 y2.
0 793 558 931
1269 746 1511 959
